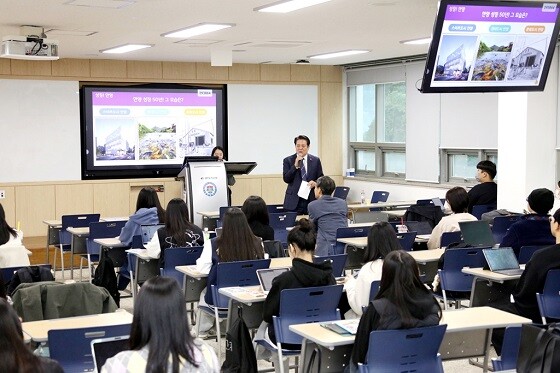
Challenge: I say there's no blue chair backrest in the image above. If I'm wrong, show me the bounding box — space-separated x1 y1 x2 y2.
396 231 417 251
440 231 463 248
59 214 101 245
371 191 389 203
518 245 546 264
439 247 488 292
492 326 522 371
212 259 271 308
1 264 52 285
87 220 127 255
48 323 130 373
267 204 287 213
269 212 298 245
361 324 447 372
274 285 343 345
314 254 348 277
416 199 434 205
537 269 560 322
333 186 350 200
130 235 143 249
334 226 371 255
161 246 203 285
369 280 380 301
491 215 520 243
472 204 496 220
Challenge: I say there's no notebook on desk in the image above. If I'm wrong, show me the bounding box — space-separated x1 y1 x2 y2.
482 247 524 276
459 221 496 247
256 267 290 294
91 335 130 372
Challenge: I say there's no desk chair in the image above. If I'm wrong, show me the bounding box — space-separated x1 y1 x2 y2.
369 280 380 301
334 226 371 255
440 231 463 248
369 191 389 211
333 186 350 200
263 240 284 258
357 324 447 373
127 252 160 300
416 199 435 206
48 323 131 373
197 259 271 361
491 215 520 244
1 264 52 287
437 247 487 309
491 326 522 371
267 204 287 213
397 231 417 251
54 214 100 280
472 204 496 220
255 285 343 373
80 220 127 282
314 254 348 277
160 246 203 285
269 212 298 247
536 269 560 324
218 205 241 227
518 245 545 264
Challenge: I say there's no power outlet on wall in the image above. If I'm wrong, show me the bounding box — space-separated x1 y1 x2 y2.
0 190 5 199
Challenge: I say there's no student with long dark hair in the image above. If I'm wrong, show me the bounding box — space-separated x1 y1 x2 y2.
102 277 219 372
119 187 165 245
0 203 20 246
145 198 204 266
349 250 441 370
241 195 274 241
0 298 63 372
344 222 401 318
0 203 30 268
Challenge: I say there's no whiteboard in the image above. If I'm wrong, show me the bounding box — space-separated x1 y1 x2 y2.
227 84 318 175
0 79 81 182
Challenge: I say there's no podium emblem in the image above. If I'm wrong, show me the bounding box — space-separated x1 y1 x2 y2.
202 182 217 196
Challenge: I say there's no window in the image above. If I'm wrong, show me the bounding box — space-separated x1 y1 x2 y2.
348 82 406 178
440 149 498 184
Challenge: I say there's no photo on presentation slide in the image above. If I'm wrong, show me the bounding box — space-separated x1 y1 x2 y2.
433 35 478 81
94 118 137 161
178 118 216 156
471 36 513 81
507 35 548 81
138 119 177 160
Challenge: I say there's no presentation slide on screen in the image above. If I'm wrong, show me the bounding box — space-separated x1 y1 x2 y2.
430 3 559 87
90 90 217 166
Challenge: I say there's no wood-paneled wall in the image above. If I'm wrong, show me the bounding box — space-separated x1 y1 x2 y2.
0 59 343 236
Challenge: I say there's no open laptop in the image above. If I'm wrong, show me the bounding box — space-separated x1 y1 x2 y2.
256 267 290 294
459 221 496 247
405 221 433 235
432 197 445 212
91 335 130 372
140 224 165 244
482 247 524 276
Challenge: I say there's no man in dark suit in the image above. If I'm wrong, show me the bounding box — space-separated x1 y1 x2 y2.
283 135 324 214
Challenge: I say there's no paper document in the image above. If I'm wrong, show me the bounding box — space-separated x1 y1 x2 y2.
297 182 311 199
321 319 360 335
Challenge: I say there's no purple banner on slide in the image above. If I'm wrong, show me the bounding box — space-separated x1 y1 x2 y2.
92 91 216 106
445 4 559 23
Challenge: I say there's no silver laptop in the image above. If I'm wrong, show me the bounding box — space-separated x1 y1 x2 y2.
91 335 130 372
482 247 524 276
432 198 445 211
141 224 165 244
256 267 290 294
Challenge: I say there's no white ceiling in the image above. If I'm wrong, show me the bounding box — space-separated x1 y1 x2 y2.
0 0 441 65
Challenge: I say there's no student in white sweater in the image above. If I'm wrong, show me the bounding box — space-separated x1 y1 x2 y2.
427 186 477 250
343 222 401 318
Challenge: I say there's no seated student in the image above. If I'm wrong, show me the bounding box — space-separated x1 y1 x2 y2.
427 186 477 250
0 203 30 267
145 198 204 266
349 250 442 371
467 160 497 214
0 298 63 372
196 207 264 334
344 222 401 318
102 277 219 372
491 207 560 355
241 195 275 241
500 188 555 256
307 176 348 256
119 187 165 245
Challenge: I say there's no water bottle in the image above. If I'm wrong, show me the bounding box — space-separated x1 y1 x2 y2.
360 190 365 204
203 227 210 241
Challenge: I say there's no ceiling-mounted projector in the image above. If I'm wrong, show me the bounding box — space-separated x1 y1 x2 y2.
1 35 59 60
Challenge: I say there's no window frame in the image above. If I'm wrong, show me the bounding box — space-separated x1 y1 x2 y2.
440 148 498 184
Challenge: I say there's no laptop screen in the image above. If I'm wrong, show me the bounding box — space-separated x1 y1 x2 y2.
141 224 165 244
256 268 290 292
459 221 495 247
91 335 130 372
483 248 520 271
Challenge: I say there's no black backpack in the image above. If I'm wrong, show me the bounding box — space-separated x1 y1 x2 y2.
221 307 258 373
92 255 120 307
8 266 54 295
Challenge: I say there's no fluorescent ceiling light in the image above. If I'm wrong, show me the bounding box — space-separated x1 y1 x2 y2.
100 44 152 54
400 37 432 45
309 50 369 60
162 23 235 38
254 0 332 13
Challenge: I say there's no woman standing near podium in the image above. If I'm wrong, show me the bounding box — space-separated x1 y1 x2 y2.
212 146 235 205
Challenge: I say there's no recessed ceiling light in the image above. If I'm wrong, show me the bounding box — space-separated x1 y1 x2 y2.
254 0 333 13
309 50 369 59
162 23 235 39
400 37 432 45
100 44 152 54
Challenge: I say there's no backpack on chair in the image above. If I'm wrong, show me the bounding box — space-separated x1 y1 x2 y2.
92 255 120 307
221 306 258 373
